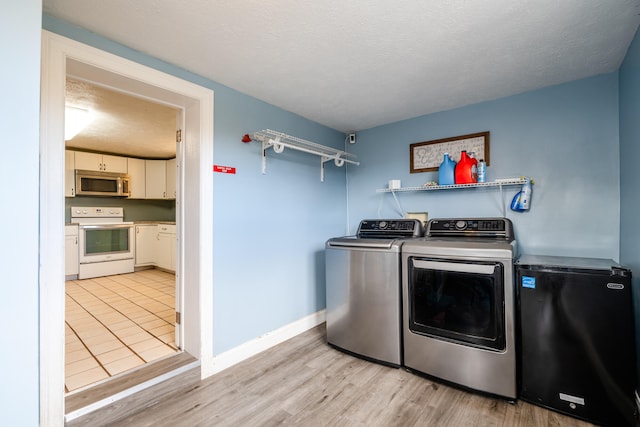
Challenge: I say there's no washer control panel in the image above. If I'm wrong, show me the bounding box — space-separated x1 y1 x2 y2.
426 218 513 240
357 219 423 237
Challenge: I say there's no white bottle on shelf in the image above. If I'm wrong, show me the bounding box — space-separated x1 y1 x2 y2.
477 159 486 183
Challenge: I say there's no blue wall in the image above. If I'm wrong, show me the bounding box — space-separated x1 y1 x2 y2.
1 1 41 425
619 26 640 390
43 15 349 354
350 74 621 260
0 7 630 424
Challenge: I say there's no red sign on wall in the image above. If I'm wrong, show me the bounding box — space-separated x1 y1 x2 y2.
213 165 236 174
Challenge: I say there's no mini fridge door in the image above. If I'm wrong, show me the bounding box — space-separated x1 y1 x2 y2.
516 255 636 427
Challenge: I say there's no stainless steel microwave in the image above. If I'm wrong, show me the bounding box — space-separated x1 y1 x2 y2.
75 169 131 197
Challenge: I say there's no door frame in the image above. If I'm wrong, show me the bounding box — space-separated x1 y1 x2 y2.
40 30 213 426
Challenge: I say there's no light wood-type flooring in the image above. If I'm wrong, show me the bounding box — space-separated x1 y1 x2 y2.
101 324 600 427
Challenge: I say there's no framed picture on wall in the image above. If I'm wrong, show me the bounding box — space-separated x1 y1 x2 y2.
410 131 490 173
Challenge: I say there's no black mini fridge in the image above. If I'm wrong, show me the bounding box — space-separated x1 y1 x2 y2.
516 255 637 427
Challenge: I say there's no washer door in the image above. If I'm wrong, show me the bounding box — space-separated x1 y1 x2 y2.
407 257 505 351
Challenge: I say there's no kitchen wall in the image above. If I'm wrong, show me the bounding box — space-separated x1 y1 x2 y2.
65 198 176 222
348 73 621 260
44 15 348 355
619 26 640 391
1 1 41 423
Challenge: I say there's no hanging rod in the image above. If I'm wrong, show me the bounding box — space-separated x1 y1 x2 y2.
251 129 359 181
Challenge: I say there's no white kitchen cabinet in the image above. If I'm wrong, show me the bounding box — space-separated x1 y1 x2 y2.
135 224 157 267
127 158 146 199
145 160 167 199
166 158 176 199
156 224 176 272
65 225 79 278
65 150 75 197
75 151 128 173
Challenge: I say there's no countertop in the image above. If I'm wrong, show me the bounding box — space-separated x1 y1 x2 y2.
133 221 176 225
65 221 176 225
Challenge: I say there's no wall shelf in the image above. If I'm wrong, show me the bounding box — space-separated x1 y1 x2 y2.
376 178 527 193
376 178 529 217
251 129 359 182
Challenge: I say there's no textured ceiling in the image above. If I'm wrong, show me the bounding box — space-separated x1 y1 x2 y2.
45 0 640 134
65 78 178 159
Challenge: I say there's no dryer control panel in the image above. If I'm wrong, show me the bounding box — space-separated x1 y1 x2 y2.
426 217 513 240
357 219 423 238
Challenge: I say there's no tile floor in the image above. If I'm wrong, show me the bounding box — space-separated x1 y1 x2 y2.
65 269 178 393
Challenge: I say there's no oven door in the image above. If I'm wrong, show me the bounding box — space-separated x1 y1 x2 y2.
407 257 505 351
78 224 134 264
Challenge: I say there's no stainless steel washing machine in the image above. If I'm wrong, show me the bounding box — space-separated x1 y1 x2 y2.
402 218 518 399
325 219 423 367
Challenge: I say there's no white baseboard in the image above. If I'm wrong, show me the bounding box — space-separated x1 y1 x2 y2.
201 309 325 378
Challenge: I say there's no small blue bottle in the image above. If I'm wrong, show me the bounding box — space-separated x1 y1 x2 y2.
438 153 456 186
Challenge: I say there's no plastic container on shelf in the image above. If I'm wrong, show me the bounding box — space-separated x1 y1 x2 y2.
477 159 486 182
455 150 477 184
438 153 456 185
510 177 533 211
469 152 479 183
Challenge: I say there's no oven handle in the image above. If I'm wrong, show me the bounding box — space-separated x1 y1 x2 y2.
79 224 134 230
412 259 496 275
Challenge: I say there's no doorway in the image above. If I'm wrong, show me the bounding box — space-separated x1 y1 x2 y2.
41 30 213 425
64 78 181 392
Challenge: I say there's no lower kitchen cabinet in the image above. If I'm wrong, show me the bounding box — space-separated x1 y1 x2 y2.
156 224 176 272
135 223 176 272
65 225 79 278
135 225 157 267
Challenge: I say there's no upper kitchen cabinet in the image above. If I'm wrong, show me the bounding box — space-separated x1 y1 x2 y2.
74 151 128 173
166 158 176 199
127 158 146 199
65 150 75 197
145 159 176 200
145 159 167 199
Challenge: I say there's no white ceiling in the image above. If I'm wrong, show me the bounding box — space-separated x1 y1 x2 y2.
45 0 640 134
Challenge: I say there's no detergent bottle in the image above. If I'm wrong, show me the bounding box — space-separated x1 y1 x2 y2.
510 177 533 212
438 153 456 185
455 150 476 184
468 152 479 182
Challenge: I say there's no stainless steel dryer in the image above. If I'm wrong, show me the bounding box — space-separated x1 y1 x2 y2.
402 218 518 399
325 219 423 367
